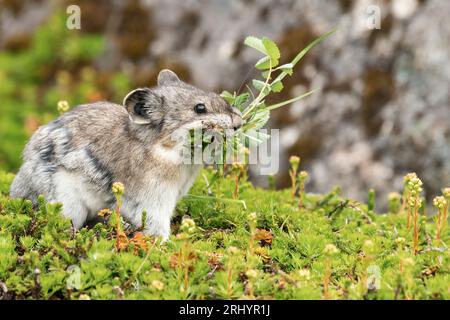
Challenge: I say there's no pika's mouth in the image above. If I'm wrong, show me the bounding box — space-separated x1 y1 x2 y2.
203 122 226 131
202 113 243 132
173 114 243 141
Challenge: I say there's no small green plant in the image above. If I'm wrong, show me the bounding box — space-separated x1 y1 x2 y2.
402 172 417 229
387 192 401 214
230 163 245 199
247 212 258 256
433 196 447 241
297 170 309 209
405 174 423 254
289 156 301 199
222 246 240 299
174 217 197 295
367 188 376 212
442 187 450 233
111 182 128 251
244 268 258 299
322 243 338 300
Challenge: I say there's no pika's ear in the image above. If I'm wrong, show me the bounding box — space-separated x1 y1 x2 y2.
157 69 180 86
123 88 163 125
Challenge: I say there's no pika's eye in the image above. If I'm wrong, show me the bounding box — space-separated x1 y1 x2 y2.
194 103 207 114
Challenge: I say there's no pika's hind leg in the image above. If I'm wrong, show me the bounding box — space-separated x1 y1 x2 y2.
10 162 37 202
52 169 88 229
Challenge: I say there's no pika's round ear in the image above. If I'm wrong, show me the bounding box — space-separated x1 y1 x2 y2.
123 88 163 125
157 69 180 86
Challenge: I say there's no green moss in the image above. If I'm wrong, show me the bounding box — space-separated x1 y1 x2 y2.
0 169 448 300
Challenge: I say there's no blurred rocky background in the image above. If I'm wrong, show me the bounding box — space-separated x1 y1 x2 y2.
1 0 449 209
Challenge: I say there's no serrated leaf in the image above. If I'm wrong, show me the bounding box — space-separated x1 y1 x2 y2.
271 80 283 93
261 70 270 79
244 36 267 54
255 56 271 70
262 37 280 66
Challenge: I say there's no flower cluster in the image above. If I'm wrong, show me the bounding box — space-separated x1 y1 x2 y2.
180 217 196 235
247 212 258 224
298 171 309 182
57 100 70 113
289 156 300 173
324 244 339 256
388 192 401 213
433 196 447 209
403 172 417 186
443 187 450 199
406 176 423 197
112 182 125 197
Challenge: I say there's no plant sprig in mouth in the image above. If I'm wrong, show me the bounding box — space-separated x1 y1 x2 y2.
188 29 336 173
230 29 335 129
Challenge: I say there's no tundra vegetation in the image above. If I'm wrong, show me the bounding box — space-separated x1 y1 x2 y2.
1 13 449 300
1 168 449 299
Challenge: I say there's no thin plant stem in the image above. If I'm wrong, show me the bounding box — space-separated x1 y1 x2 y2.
436 208 442 241
413 198 419 255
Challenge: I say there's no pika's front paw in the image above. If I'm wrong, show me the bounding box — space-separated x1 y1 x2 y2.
143 223 170 242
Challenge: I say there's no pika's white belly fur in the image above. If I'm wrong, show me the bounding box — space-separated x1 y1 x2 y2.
51 163 201 240
52 169 112 228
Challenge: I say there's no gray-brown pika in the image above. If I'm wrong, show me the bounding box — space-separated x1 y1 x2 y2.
10 69 243 240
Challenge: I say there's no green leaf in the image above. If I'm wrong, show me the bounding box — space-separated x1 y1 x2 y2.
264 88 317 111
234 93 250 108
271 79 283 93
291 29 336 67
220 90 235 104
243 130 271 145
273 28 337 84
262 37 280 67
252 80 270 97
244 36 267 55
251 108 270 130
255 56 271 70
277 63 294 75
252 79 266 91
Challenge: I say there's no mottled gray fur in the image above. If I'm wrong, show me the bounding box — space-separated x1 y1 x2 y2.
10 69 243 239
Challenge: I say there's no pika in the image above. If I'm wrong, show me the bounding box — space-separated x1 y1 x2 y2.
10 69 243 240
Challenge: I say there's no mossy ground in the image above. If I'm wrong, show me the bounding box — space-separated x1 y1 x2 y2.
0 169 449 300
